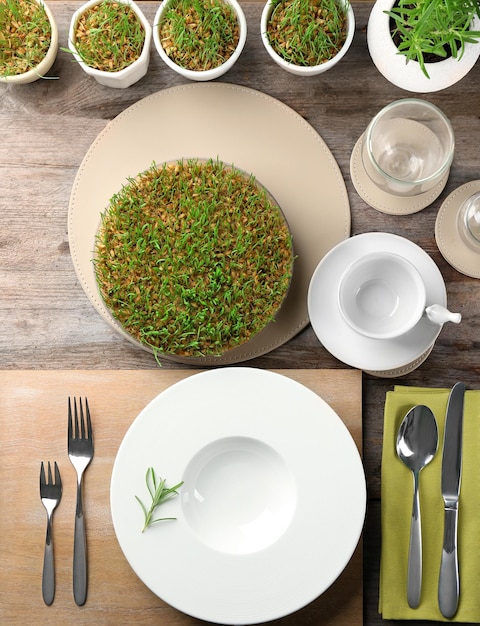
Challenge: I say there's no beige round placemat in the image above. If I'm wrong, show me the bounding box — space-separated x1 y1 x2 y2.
68 83 350 365
350 133 448 215
435 180 480 279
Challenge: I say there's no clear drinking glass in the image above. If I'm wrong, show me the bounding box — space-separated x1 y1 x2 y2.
457 191 480 251
362 99 455 197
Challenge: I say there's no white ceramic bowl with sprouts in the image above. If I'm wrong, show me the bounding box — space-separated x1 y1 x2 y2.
261 0 355 76
68 0 152 88
0 0 59 84
152 0 247 81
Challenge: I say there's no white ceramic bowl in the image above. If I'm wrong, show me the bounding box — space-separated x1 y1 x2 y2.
153 0 247 81
68 0 151 88
0 0 58 84
261 0 355 76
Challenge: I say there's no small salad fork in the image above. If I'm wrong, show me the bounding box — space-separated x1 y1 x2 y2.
40 461 62 606
68 397 94 606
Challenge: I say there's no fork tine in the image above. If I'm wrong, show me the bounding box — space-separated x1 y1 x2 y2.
84 398 92 440
78 398 85 438
74 397 80 439
40 461 46 487
54 461 62 487
47 461 53 484
68 397 73 440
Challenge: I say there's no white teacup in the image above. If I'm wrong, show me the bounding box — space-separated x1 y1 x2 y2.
338 252 461 339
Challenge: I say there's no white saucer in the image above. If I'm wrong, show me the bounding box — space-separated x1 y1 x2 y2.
435 180 480 278
110 368 366 624
350 134 449 215
307 233 447 372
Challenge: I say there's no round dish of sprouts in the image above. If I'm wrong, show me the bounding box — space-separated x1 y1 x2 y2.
94 158 294 359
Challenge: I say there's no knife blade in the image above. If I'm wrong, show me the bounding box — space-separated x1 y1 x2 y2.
438 381 466 619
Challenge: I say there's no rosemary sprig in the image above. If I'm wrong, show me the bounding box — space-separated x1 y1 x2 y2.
135 467 183 532
267 0 349 66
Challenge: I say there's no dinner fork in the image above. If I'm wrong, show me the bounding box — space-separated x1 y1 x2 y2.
40 461 62 606
68 397 94 606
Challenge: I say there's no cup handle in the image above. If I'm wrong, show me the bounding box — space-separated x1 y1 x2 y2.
425 304 461 325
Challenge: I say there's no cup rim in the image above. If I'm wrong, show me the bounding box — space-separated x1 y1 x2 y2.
337 251 427 339
365 98 455 189
260 0 355 76
153 0 247 81
68 0 152 81
0 0 59 84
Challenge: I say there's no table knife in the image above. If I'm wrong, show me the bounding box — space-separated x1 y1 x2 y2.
438 381 466 619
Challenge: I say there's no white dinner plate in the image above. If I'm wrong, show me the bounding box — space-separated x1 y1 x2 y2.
308 232 447 371
68 83 350 365
110 368 366 624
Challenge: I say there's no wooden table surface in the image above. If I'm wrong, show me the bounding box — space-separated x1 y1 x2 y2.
1 1 479 624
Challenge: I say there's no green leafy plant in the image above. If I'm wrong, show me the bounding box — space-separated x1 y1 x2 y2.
266 0 349 66
386 0 480 78
135 467 183 532
159 0 239 71
0 0 52 77
71 0 145 71
94 158 293 359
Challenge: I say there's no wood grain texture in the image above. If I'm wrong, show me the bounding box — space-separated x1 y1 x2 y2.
0 369 362 625
1 2 480 624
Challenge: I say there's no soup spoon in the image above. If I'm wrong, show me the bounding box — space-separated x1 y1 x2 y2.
396 405 438 608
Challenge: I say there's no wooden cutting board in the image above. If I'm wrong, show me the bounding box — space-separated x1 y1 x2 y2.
0 369 362 626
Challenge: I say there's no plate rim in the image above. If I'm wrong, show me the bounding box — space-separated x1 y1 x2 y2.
110 367 366 624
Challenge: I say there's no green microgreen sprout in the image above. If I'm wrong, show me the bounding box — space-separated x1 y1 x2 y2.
266 0 349 66
70 0 145 72
135 467 184 533
0 0 53 77
385 0 480 78
94 158 293 359
159 0 239 71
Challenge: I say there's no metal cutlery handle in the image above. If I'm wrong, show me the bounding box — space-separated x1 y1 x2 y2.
407 471 422 609
42 516 55 606
438 506 459 619
73 482 88 606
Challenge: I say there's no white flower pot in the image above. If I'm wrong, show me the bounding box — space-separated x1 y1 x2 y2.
367 0 480 93
68 0 152 89
0 0 58 84
260 0 355 76
153 0 247 81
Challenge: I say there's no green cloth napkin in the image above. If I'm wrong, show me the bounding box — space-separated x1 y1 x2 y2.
379 386 480 622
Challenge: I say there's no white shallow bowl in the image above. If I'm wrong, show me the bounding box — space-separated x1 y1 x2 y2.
110 367 366 624
0 0 59 84
261 0 355 76
68 0 151 88
153 0 247 81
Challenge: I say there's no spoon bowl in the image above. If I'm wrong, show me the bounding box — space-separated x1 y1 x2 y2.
396 405 438 608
